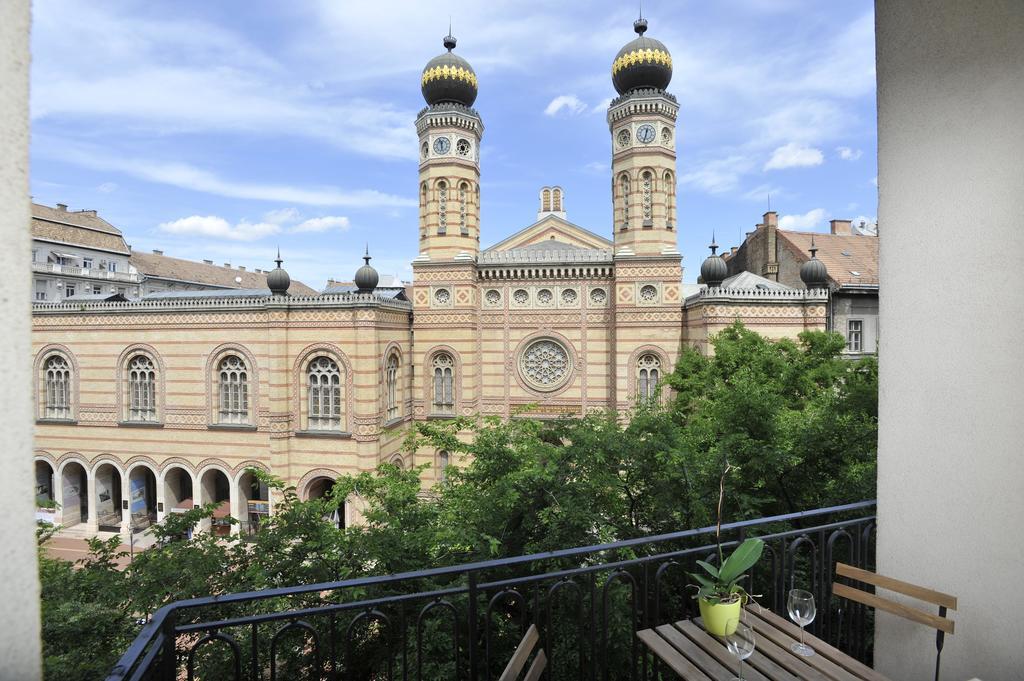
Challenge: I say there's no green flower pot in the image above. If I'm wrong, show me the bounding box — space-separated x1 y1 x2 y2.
699 597 742 636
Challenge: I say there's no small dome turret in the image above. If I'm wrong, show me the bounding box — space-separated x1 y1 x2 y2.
700 236 728 288
267 250 291 295
421 33 477 107
354 246 379 293
611 18 673 95
800 237 829 290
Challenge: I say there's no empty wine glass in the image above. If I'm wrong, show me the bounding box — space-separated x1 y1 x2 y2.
725 619 756 680
787 589 816 656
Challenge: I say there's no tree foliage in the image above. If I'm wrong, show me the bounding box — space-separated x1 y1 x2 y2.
37 323 876 680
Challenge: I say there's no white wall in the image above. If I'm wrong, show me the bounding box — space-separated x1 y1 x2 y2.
0 0 42 677
875 2 1024 679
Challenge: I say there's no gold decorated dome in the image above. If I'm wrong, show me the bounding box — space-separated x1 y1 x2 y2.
611 18 672 95
421 34 478 107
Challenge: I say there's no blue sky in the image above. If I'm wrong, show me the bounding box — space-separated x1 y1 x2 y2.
29 0 877 287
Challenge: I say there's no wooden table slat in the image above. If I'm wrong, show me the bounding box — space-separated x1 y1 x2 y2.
637 628 715 681
672 621 776 681
742 610 861 681
732 622 830 681
656 623 745 681
745 607 891 681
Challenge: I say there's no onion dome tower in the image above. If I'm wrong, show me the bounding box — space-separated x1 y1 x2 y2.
800 236 829 290
267 249 291 295
415 30 483 262
611 18 673 95
421 34 477 107
354 246 379 293
700 236 728 288
607 16 679 257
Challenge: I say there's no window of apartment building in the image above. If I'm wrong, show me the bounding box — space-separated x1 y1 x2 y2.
93 285 103 294
31 249 37 262
218 355 249 424
64 284 75 298
308 356 342 430
127 355 157 422
117 287 126 296
43 355 72 419
34 280 47 301
637 354 661 402
108 261 117 273
847 320 863 352
82 257 93 269
431 352 455 415
385 353 400 421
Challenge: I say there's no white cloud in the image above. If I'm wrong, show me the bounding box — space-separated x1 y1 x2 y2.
97 182 118 193
290 216 351 233
779 208 829 230
583 161 607 174
158 215 281 241
740 183 789 203
837 146 863 161
264 207 302 225
679 156 755 194
591 97 613 114
764 143 825 171
544 95 587 117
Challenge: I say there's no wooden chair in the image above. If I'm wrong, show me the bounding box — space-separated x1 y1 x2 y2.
833 562 957 681
498 623 546 681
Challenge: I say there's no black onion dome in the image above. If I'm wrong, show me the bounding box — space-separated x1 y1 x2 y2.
611 18 672 95
421 34 477 107
267 251 291 296
354 248 379 293
700 238 728 288
800 238 829 289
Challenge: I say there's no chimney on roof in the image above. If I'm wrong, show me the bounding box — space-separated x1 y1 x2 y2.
203 259 213 265
56 203 67 211
81 210 97 216
152 249 163 255
238 266 245 271
224 262 231 268
731 246 738 256
830 219 853 235
762 211 778 228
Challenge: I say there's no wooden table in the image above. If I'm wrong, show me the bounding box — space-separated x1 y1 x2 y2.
637 605 892 681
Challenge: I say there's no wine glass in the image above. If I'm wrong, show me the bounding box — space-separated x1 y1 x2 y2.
787 589 816 656
725 619 756 680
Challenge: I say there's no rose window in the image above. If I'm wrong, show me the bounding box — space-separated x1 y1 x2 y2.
640 285 658 302
520 339 571 390
661 127 672 143
561 289 577 304
456 138 471 156
590 288 607 304
537 289 553 304
485 289 501 305
513 289 529 304
434 288 451 305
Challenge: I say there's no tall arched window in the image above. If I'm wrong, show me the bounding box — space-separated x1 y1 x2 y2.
386 354 400 421
43 355 71 419
641 171 653 226
459 182 469 236
308 357 342 430
439 450 450 482
542 188 551 212
218 355 249 424
419 182 428 239
664 171 675 230
552 187 563 212
432 352 455 414
619 173 631 230
637 354 661 402
127 355 157 422
437 181 448 235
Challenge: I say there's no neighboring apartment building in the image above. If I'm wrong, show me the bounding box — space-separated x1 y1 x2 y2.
720 212 879 357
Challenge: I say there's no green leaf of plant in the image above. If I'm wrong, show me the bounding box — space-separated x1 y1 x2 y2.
687 572 715 589
695 560 719 579
717 538 764 585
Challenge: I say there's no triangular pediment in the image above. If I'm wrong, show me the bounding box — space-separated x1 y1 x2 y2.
485 215 612 252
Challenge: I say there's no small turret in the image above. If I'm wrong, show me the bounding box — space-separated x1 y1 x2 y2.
700 235 728 288
354 246 379 293
267 249 291 295
800 236 829 290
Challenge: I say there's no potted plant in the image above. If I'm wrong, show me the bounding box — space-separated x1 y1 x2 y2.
689 460 764 636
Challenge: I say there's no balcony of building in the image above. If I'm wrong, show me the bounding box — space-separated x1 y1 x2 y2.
31 260 140 283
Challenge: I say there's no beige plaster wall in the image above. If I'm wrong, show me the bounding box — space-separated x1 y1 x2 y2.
0 0 41 675
875 1 1024 678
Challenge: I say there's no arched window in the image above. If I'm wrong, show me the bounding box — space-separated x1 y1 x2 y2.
391 456 405 470
637 354 661 402
664 171 675 230
386 353 400 421
542 188 551 212
127 355 157 422
439 450 450 482
432 352 455 414
641 171 653 225
308 357 342 430
459 182 469 236
437 181 448 235
43 355 71 419
552 187 563 212
419 182 428 239
218 355 249 424
619 173 631 230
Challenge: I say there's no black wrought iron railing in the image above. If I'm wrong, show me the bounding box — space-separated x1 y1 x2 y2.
107 500 876 681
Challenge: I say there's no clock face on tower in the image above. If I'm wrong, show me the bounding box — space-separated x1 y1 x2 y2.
433 137 451 155
636 124 656 144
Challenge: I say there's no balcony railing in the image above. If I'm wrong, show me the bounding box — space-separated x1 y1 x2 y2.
32 261 139 282
106 500 876 681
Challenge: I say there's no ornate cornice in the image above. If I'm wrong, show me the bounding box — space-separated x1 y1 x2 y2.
607 89 679 126
32 292 412 316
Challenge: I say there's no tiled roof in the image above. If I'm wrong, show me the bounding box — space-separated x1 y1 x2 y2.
778 230 879 287
31 203 130 254
130 251 318 296
722 271 794 290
